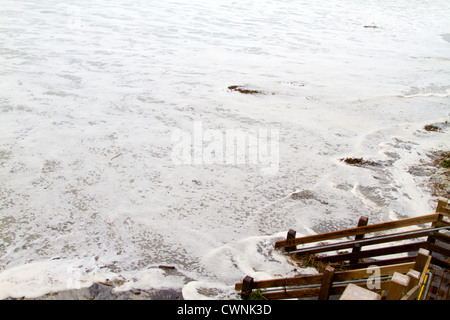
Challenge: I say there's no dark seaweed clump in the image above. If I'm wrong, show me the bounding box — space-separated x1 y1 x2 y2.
340 157 380 167
424 125 441 132
228 85 264 95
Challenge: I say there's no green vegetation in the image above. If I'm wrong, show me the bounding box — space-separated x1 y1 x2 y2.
440 155 450 168
248 289 268 300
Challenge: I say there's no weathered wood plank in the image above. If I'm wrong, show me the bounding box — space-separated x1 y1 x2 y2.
318 241 429 263
413 248 432 284
261 281 391 300
431 256 450 269
261 287 321 300
435 200 450 217
386 272 410 300
333 262 415 282
235 262 415 291
340 283 381 300
345 256 416 269
406 269 421 291
433 232 450 244
235 274 323 291
435 220 450 228
400 285 421 300
292 227 439 256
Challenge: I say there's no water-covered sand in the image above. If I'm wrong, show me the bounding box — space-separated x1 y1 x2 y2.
1 0 449 299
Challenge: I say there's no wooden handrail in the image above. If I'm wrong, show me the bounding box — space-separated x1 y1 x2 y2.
237 201 448 299
236 250 433 300
235 262 414 291
274 213 440 249
290 226 448 256
317 241 429 263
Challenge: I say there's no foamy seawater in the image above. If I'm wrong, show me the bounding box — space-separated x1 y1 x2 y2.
0 0 449 299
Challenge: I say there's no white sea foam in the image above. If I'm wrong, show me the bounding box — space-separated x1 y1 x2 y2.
0 0 449 299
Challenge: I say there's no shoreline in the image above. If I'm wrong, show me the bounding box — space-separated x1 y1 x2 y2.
7 282 183 300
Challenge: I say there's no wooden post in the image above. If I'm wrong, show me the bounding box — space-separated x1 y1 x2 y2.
396 269 423 300
413 248 431 284
433 200 449 225
429 200 448 243
241 276 254 300
285 229 297 252
406 269 421 291
435 199 449 215
350 216 369 265
387 272 410 300
401 285 422 300
318 266 335 300
340 283 381 300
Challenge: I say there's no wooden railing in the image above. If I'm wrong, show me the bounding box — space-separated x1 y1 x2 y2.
274 200 450 270
235 249 432 300
340 247 431 300
235 200 450 300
